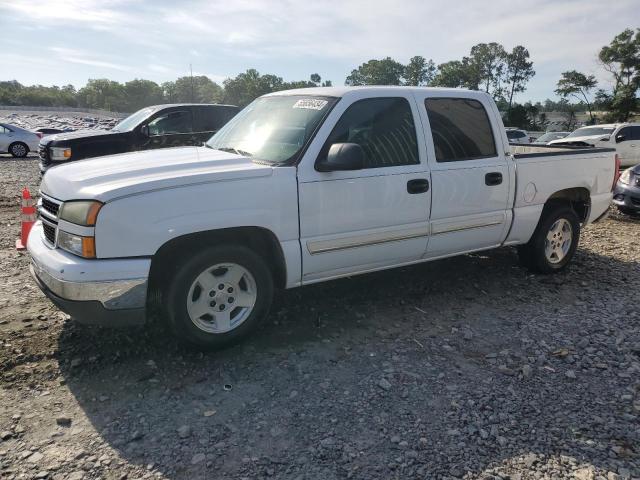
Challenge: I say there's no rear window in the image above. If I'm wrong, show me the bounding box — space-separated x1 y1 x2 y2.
425 98 497 162
193 106 238 133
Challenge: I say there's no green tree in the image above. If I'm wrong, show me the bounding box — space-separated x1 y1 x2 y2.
123 79 163 111
222 69 285 107
598 28 640 121
468 42 508 98
431 60 472 88
505 46 535 118
403 56 436 86
167 76 223 104
77 79 127 111
555 71 597 123
345 57 405 85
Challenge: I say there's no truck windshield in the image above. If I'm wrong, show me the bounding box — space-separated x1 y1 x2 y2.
112 107 156 132
566 126 615 138
206 95 337 164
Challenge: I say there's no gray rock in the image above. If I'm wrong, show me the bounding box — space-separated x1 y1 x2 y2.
378 378 392 391
177 425 191 439
191 453 205 465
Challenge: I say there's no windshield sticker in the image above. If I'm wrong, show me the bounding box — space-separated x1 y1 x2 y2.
293 99 328 110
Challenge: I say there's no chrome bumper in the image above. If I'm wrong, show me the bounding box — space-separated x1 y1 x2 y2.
30 261 148 310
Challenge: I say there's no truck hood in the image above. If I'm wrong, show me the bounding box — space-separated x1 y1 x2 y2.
40 129 115 146
41 146 273 202
548 134 610 146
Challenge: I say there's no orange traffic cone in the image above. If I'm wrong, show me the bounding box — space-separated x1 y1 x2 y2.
16 188 36 251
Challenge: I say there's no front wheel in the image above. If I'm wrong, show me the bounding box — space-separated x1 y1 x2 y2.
517 206 581 274
165 245 274 349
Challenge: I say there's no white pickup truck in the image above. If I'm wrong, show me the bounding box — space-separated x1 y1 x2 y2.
28 87 618 348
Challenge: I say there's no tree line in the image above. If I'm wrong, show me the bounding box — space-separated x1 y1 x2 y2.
0 28 637 128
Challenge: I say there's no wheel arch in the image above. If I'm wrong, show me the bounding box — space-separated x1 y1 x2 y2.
545 187 591 222
148 227 288 299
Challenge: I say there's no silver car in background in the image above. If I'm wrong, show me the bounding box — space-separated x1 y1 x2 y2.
0 123 42 158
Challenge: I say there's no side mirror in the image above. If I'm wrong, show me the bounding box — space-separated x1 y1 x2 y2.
616 134 626 143
140 125 150 137
316 143 365 172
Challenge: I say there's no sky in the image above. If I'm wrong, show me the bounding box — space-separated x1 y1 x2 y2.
0 0 638 103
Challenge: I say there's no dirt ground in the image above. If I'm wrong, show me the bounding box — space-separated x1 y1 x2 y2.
0 155 639 480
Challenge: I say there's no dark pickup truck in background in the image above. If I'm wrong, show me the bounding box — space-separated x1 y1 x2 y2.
38 103 239 173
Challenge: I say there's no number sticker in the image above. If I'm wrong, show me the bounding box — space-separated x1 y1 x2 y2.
293 99 328 110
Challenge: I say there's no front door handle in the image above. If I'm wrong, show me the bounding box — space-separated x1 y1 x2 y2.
407 178 429 194
485 172 503 186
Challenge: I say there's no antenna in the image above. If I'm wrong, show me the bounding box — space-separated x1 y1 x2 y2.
190 63 194 102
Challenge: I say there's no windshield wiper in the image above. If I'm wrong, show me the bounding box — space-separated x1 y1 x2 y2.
214 146 253 157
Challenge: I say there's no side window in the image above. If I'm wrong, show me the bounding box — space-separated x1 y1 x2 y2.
147 110 192 136
617 127 631 142
193 107 223 133
320 97 419 169
0 126 6 134
425 98 497 162
632 126 640 141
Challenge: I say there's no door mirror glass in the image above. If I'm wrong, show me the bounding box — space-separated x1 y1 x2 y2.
316 143 364 172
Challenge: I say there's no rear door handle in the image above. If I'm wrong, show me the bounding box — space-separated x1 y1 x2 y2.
485 172 503 186
407 178 429 194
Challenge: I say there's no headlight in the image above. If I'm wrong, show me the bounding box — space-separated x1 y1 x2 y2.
50 147 72 161
59 201 102 226
619 169 632 185
57 230 96 258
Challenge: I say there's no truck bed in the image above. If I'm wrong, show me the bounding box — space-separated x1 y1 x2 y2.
510 144 616 158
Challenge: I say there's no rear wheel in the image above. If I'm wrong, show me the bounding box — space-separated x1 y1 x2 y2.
517 205 580 274
164 245 274 349
9 142 28 158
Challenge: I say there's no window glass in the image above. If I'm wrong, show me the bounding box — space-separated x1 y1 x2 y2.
0 126 6 134
320 97 419 168
194 106 224 133
112 107 155 132
425 98 497 162
566 126 615 138
206 96 336 164
631 126 640 140
147 110 192 136
506 130 525 139
617 127 632 142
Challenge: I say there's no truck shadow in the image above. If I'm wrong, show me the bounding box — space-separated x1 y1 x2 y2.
56 235 640 478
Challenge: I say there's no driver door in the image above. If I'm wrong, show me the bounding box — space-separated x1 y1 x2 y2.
297 93 431 283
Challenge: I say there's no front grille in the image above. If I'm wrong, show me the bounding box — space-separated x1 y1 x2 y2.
42 222 56 244
41 198 60 217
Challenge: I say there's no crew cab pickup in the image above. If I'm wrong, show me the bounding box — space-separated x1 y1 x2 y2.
38 103 239 173
28 87 618 348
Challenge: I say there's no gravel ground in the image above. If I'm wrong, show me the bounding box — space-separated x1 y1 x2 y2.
0 157 639 480
0 111 121 132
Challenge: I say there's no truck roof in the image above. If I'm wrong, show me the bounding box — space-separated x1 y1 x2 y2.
264 86 492 99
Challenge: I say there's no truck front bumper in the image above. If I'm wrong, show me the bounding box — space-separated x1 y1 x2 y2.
28 223 150 326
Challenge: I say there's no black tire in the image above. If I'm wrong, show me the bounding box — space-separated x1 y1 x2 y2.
517 205 581 274
164 245 274 349
9 142 29 158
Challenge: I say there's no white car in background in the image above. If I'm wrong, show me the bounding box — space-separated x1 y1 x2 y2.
533 132 570 145
0 123 42 158
549 123 640 167
505 128 531 144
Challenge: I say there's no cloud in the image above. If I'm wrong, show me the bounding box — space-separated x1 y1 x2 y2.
1 0 637 100
49 47 132 72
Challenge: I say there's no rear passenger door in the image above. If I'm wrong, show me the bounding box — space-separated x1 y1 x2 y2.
193 106 234 143
413 94 512 258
